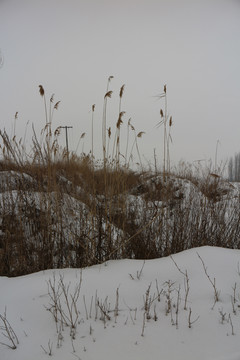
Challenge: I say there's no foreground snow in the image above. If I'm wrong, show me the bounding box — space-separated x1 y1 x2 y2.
1 246 240 360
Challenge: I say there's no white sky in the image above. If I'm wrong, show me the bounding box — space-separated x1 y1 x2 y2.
0 0 240 169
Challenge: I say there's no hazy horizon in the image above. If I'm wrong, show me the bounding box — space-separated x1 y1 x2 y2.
1 0 240 170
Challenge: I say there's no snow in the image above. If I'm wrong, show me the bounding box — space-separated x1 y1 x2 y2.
1 246 240 360
0 171 37 192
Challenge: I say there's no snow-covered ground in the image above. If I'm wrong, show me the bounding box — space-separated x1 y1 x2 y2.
1 246 240 360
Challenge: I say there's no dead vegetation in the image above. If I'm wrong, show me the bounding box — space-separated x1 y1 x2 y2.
0 83 240 277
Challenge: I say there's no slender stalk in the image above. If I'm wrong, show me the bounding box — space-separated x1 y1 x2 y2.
91 104 95 163
102 94 110 165
116 85 125 167
102 76 113 165
163 85 167 177
125 118 131 167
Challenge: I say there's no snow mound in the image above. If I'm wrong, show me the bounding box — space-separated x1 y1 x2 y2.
1 246 240 360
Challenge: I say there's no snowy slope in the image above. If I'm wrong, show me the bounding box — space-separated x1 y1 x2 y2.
1 246 240 360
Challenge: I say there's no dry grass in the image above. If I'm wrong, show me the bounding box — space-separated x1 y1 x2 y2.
0 83 239 277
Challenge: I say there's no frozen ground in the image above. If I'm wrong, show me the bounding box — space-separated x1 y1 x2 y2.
1 246 240 360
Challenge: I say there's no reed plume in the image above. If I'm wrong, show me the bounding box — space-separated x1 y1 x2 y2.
102 88 113 164
91 104 95 162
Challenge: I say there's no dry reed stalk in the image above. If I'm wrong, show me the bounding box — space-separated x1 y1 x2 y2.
167 116 173 173
115 85 125 167
127 126 145 172
107 126 111 160
91 104 95 163
39 85 48 125
75 133 86 154
102 76 113 164
125 118 131 167
102 90 113 166
114 111 125 168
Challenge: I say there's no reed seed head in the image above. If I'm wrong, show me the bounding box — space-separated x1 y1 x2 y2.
119 84 125 98
80 132 86 139
54 127 61 136
160 109 164 117
104 90 113 99
169 116 172 127
92 104 95 112
119 111 125 120
54 101 60 110
137 131 145 138
116 118 123 129
50 94 54 103
15 112 18 119
39 85 45 97
164 84 167 94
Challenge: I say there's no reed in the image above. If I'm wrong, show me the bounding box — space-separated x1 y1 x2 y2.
156 85 173 178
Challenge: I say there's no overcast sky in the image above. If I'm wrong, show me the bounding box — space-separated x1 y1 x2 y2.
1 0 240 169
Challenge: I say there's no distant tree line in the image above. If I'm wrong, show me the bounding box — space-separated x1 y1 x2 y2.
228 152 240 181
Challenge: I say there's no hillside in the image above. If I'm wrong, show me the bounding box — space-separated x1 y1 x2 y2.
0 166 240 277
